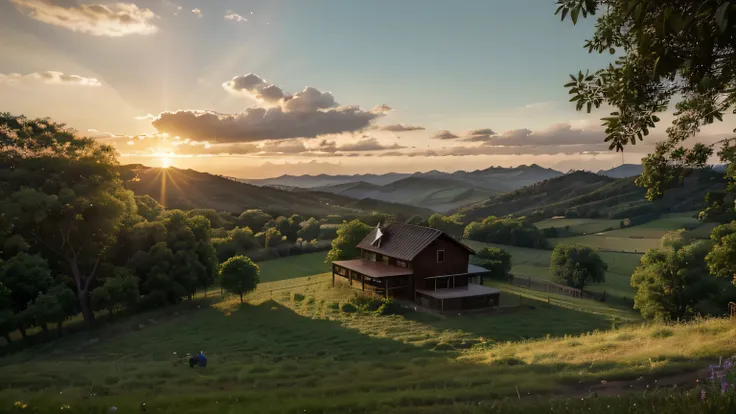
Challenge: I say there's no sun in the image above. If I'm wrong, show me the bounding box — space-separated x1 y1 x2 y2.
161 154 171 169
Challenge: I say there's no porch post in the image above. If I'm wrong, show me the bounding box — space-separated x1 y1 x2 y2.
332 264 335 287
384 279 388 299
441 298 444 311
362 275 365 294
349 270 352 286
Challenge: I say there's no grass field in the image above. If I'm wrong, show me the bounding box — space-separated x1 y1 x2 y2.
551 234 660 253
534 218 621 235
464 240 641 306
257 252 330 282
1 264 734 413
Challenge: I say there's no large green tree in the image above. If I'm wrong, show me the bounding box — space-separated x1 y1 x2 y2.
219 256 260 303
0 113 136 326
558 1 736 199
550 244 608 290
326 220 372 262
632 239 726 321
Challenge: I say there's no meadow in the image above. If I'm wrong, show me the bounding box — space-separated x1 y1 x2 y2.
1 257 734 413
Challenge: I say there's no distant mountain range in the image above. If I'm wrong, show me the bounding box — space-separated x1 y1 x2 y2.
121 165 433 218
242 164 564 212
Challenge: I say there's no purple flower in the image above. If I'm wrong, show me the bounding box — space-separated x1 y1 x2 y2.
722 379 729 393
701 388 707 401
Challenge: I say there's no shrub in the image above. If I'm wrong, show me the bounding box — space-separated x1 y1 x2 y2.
375 298 406 315
326 302 339 310
650 328 674 339
340 303 358 313
290 293 305 302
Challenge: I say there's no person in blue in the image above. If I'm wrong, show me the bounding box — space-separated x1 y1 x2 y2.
188 351 207 368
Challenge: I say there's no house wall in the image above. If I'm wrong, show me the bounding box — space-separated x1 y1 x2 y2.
411 236 469 288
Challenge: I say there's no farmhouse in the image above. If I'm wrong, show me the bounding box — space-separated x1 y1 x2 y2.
332 223 500 311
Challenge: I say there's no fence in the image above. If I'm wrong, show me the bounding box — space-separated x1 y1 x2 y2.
508 274 606 302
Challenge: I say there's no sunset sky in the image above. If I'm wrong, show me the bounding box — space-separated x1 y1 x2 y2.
1 0 734 178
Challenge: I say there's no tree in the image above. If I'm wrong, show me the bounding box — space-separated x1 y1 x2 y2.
264 227 284 248
476 247 512 280
405 215 429 227
298 217 321 241
0 113 136 326
706 222 736 284
0 253 55 336
632 239 724 321
550 244 607 290
0 282 15 343
326 220 372 262
187 209 227 228
428 214 465 238
134 195 164 222
237 209 272 233
91 270 140 316
219 256 260 303
463 216 548 248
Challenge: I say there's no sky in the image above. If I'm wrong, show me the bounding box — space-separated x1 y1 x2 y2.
1 0 734 178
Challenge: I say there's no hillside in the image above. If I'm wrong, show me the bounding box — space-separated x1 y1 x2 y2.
457 170 725 222
313 176 497 212
121 165 432 218
597 164 643 178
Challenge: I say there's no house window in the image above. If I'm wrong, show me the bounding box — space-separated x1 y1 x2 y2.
437 249 445 263
396 260 407 268
381 255 390 264
366 252 377 262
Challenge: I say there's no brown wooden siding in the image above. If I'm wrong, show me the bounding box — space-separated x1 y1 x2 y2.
410 236 469 285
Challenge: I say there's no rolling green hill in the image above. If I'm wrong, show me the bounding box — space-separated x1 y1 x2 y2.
456 170 725 223
122 165 433 218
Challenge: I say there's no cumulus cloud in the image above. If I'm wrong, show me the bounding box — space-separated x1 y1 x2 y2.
0 71 101 86
153 73 387 142
224 11 247 22
487 123 605 146
191 8 202 18
371 104 393 114
461 128 497 142
10 0 159 36
380 124 425 132
431 130 459 140
334 137 405 152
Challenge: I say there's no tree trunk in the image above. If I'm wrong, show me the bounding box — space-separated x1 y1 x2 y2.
188 293 193 301
108 308 114 318
204 289 207 299
78 290 95 327
57 320 63 337
3 333 11 343
41 323 49 336
239 293 243 303
18 324 27 338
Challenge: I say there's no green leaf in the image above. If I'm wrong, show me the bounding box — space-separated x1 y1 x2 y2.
716 3 730 32
571 7 580 25
561 7 569 21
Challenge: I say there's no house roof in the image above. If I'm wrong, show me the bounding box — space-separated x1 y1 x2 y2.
332 259 414 278
357 222 475 261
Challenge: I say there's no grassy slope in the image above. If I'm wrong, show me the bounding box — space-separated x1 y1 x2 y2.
122 165 432 218
534 217 622 235
2 266 734 413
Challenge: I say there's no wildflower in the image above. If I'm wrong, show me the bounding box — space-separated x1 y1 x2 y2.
701 388 707 401
61 404 71 410
722 379 729 394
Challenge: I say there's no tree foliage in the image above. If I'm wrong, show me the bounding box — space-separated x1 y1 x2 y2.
632 238 726 321
237 209 272 233
219 256 260 303
297 217 321 242
428 214 465 238
326 220 372 262
557 0 736 200
464 216 548 248
550 244 607 290
476 247 512 280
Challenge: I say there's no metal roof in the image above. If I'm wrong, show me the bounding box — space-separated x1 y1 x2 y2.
357 223 474 261
332 259 414 278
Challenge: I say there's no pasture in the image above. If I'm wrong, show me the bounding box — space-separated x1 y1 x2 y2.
1 262 734 413
534 217 621 235
257 251 330 282
464 240 641 307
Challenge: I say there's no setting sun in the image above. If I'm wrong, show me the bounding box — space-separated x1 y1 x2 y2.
161 154 171 168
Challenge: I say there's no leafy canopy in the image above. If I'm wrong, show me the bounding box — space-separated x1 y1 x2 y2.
219 256 260 303
550 244 607 290
557 0 736 199
326 220 372 262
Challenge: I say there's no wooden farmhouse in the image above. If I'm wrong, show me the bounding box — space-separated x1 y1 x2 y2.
332 223 500 311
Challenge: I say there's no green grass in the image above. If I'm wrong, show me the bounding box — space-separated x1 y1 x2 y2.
551 234 659 253
1 269 734 413
534 218 621 235
257 251 330 282
464 240 641 307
